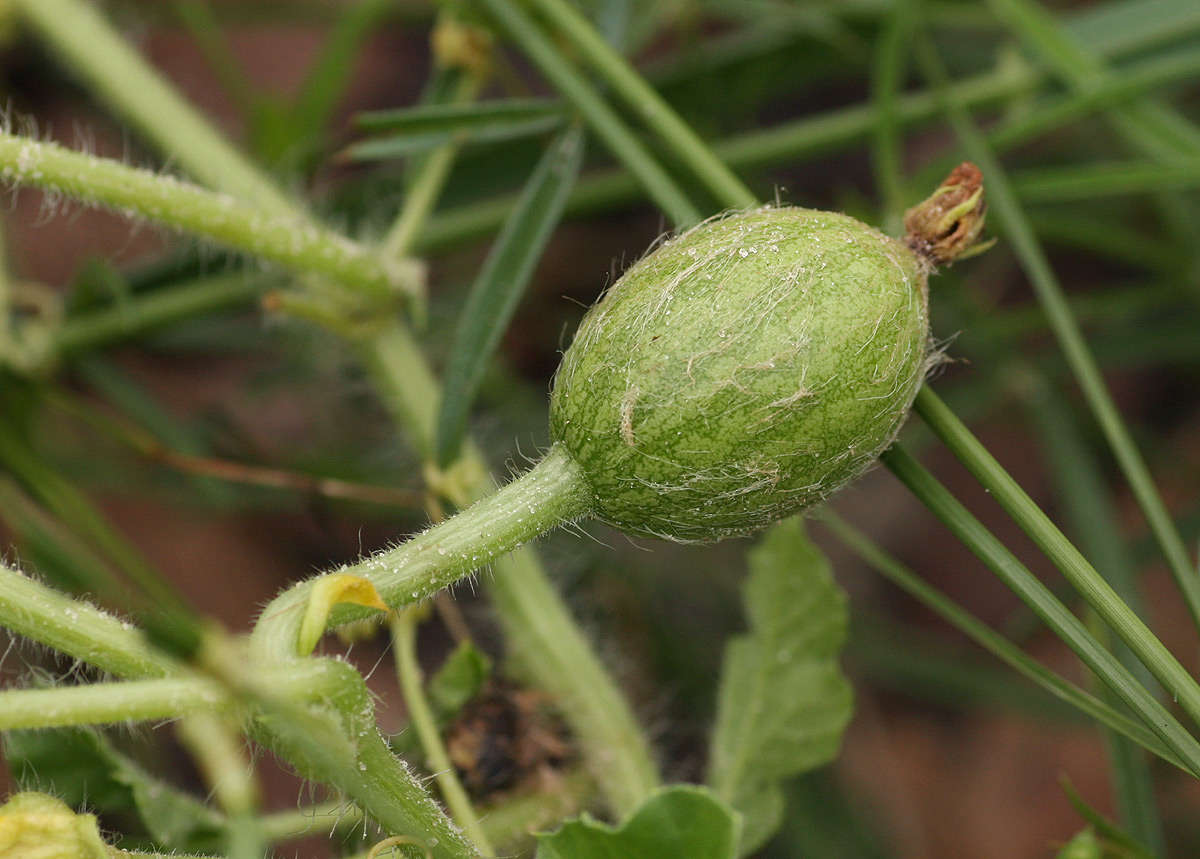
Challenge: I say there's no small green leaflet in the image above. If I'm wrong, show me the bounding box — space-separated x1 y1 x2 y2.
435 124 585 466
535 785 740 859
707 516 853 856
428 639 493 724
1060 778 1155 859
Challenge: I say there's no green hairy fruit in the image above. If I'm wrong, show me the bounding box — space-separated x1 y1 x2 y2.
550 165 986 542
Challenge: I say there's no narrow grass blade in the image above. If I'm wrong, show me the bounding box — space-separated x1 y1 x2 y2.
473 0 702 226
288 0 395 149
356 98 564 133
819 512 1186 773
1012 160 1200 201
915 387 1200 733
987 0 1200 159
523 0 757 210
869 0 918 231
343 115 564 162
435 126 585 467
171 0 256 119
913 34 1200 637
879 443 1200 779
1022 377 1163 852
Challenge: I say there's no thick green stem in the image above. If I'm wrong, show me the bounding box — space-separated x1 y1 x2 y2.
0 562 172 678
913 388 1200 731
0 677 227 730
363 324 663 813
0 134 421 308
879 444 1200 778
13 0 295 216
524 0 756 210
250 445 593 661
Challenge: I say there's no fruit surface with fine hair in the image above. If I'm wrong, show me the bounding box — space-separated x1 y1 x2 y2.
550 206 931 542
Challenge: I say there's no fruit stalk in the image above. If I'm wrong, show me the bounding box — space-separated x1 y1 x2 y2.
250 445 592 658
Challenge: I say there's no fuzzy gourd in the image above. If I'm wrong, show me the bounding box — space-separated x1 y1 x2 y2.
550 165 986 542
262 167 987 662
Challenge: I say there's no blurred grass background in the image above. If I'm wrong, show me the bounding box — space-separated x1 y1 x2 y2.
0 0 1198 856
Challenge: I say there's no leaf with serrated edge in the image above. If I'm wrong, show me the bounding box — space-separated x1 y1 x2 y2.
536 785 739 859
707 516 853 855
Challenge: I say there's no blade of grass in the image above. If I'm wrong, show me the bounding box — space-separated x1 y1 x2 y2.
986 0 1200 159
287 0 396 150
0 477 128 599
819 512 1186 773
380 70 484 262
914 388 1200 732
356 97 564 133
912 32 1200 636
878 444 1200 779
1021 373 1163 852
0 417 187 614
170 0 257 120
521 0 757 211
51 273 265 362
435 125 584 467
471 0 702 226
1011 160 1200 201
342 115 564 162
417 39 1200 253
870 0 918 231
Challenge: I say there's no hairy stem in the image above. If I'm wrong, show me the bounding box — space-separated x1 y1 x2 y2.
0 133 421 308
13 0 295 216
0 562 172 678
250 446 593 661
363 324 663 813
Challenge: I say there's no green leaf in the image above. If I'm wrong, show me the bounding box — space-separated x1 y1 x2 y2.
1060 778 1155 859
428 639 493 724
5 727 226 853
535 785 740 859
343 101 566 162
707 516 853 856
434 124 585 466
356 97 564 134
342 117 564 162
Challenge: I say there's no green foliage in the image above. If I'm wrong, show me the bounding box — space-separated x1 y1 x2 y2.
1 0 1199 855
535 786 740 859
428 639 493 724
707 517 852 855
5 727 226 853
